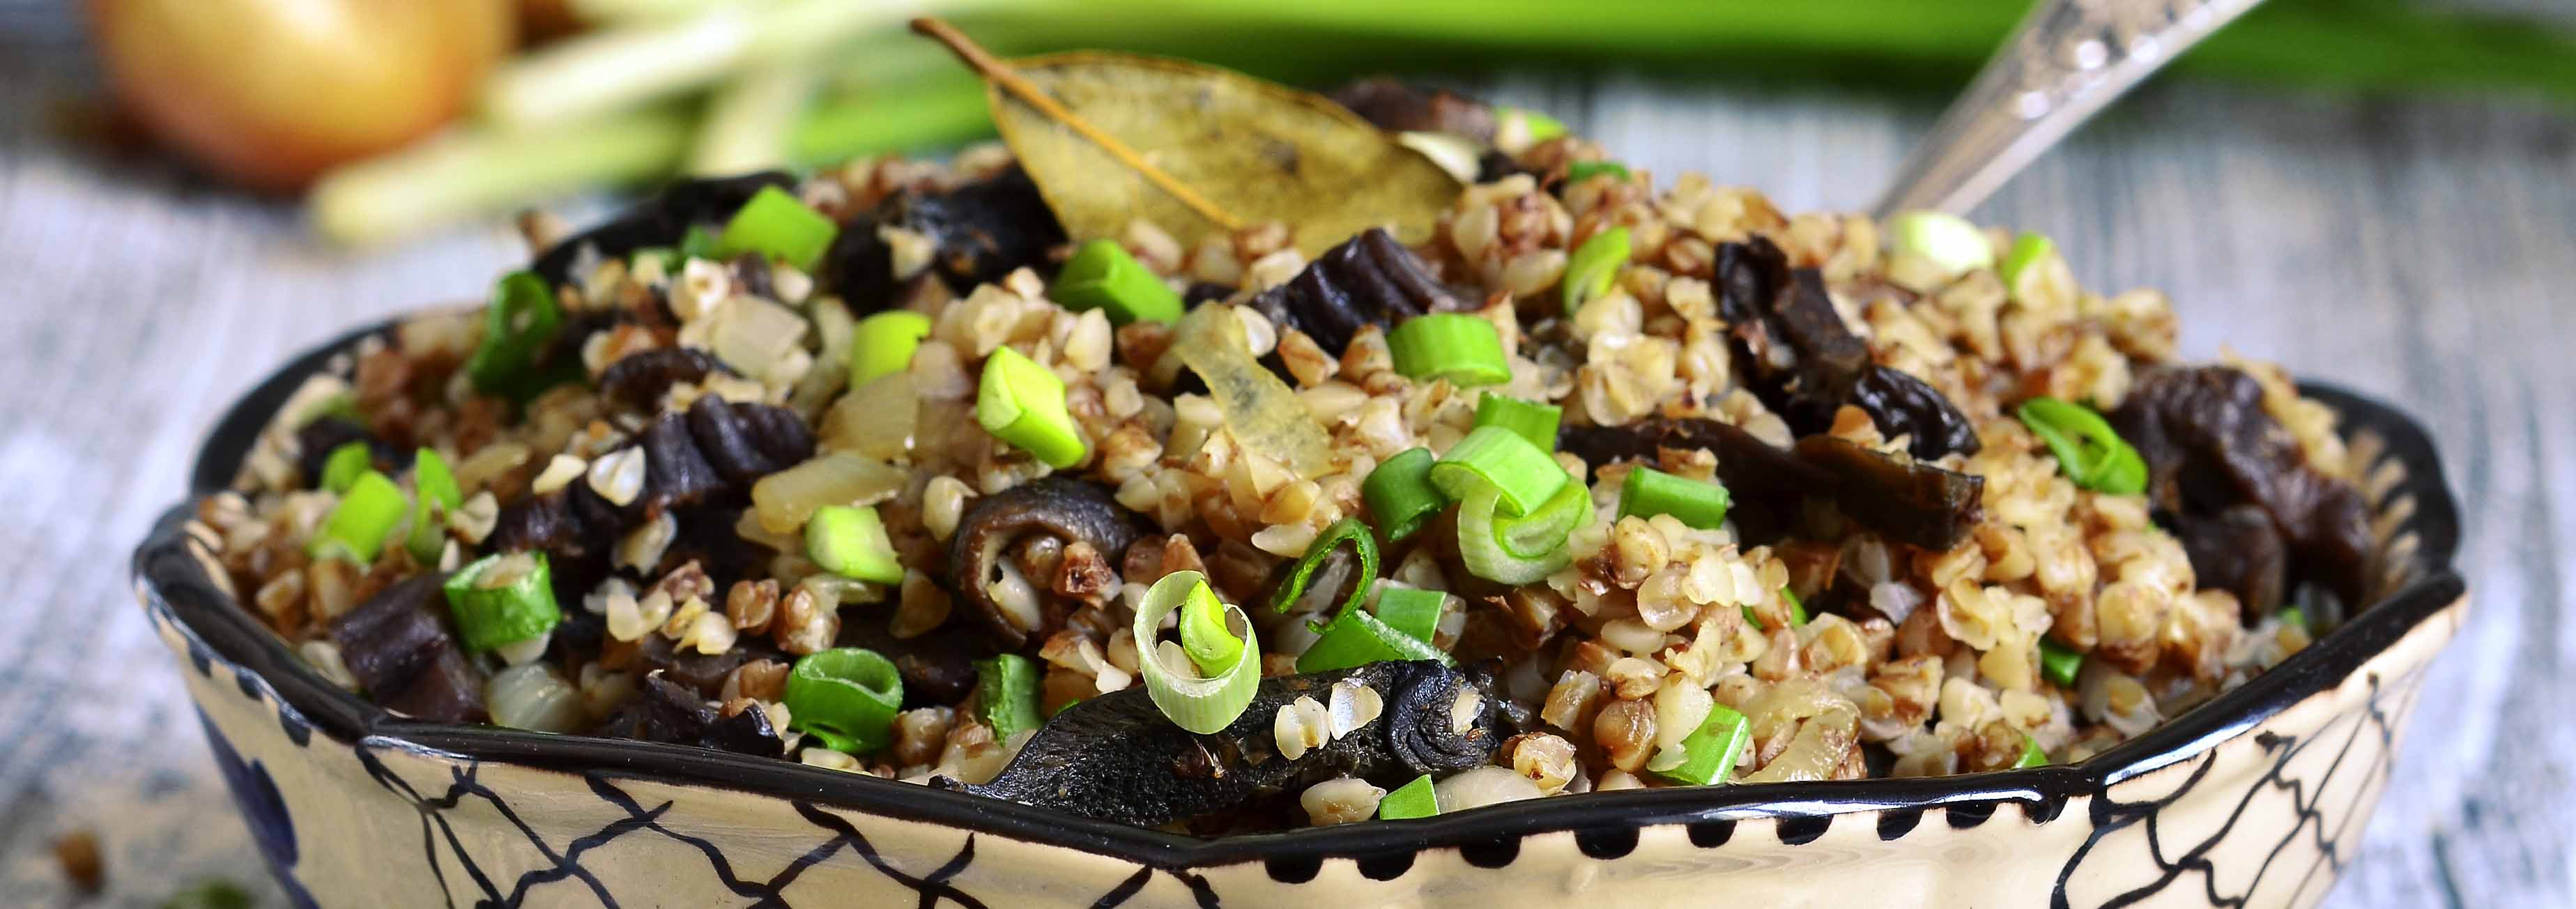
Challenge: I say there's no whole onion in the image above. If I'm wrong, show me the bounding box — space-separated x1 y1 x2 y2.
86 0 515 191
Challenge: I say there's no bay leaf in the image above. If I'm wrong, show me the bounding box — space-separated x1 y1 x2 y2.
981 51 1463 258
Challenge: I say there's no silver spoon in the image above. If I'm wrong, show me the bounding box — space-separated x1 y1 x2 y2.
1874 0 2264 217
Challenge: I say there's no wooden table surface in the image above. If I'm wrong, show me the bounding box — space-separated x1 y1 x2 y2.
2 4 2569 907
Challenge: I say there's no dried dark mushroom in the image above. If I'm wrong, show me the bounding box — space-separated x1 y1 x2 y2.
1248 227 1457 356
327 572 486 724
491 399 813 561
1714 237 1980 459
1330 77 1497 142
938 660 1504 826
592 673 783 758
2112 365 2374 610
948 477 1151 648
1558 416 1983 551
2172 504 2288 615
597 348 733 411
838 620 992 708
529 171 795 289
293 415 408 485
826 166 1066 314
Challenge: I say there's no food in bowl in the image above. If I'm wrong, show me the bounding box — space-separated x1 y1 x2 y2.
190 69 2375 834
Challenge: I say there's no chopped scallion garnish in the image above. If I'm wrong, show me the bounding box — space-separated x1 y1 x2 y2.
1653 702 1751 786
2039 637 2084 689
406 448 463 563
1430 425 1568 518
2278 606 2310 635
1267 517 1379 616
1565 160 1629 184
976 654 1041 742
714 184 837 272
2000 230 2054 300
1386 313 1510 387
308 471 406 564
2014 733 2050 769
1361 448 1446 542
1135 572 1262 734
977 346 1086 468
319 442 371 494
441 551 562 651
1456 478 1588 585
1378 774 1437 820
786 648 903 754
1473 394 1561 452
1372 587 1445 645
1563 226 1630 314
1617 466 1729 528
1501 107 1566 143
807 505 904 583
1180 579 1248 676
1780 586 1810 626
1297 604 1449 673
2016 397 2147 494
1052 238 1183 326
850 310 932 385
464 270 567 398
1886 209 1994 275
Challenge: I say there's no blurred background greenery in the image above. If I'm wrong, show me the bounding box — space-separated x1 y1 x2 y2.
77 0 2576 246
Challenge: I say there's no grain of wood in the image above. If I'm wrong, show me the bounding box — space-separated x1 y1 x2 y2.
1 5 2568 907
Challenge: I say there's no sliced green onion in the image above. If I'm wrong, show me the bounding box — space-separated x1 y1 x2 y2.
850 310 932 385
2278 606 2310 635
309 471 407 563
1565 160 1630 184
1361 447 1445 541
1618 466 1729 528
1379 774 1437 820
464 270 566 397
1298 606 1450 673
319 442 371 494
1562 226 1631 314
1501 106 1565 142
977 346 1086 468
680 224 723 262
441 551 562 651
1430 425 1567 517
1052 238 1184 326
1267 517 1379 616
2000 231 2054 300
786 648 903 754
1781 587 1810 626
2014 733 2050 769
1386 313 1510 387
976 654 1041 742
1181 579 1248 676
807 505 904 583
714 184 837 272
2016 397 2147 494
1887 210 1994 276
1653 702 1751 786
1135 571 1262 734
2039 637 2084 689
1373 586 1445 645
1473 394 1561 452
406 448 463 563
1457 480 1585 585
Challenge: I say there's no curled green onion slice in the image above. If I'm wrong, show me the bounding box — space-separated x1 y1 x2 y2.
1653 702 1751 786
1457 479 1588 585
319 443 371 494
1361 448 1445 542
1563 226 1631 314
1473 394 1561 452
786 648 903 754
1135 571 1261 735
1386 313 1510 387
2014 733 2050 769
2016 397 2147 494
2039 637 2084 689
442 551 562 652
714 184 838 272
1565 160 1630 184
464 270 568 399
1297 597 1450 673
2001 230 2055 300
978 346 1086 468
1887 210 1994 276
1053 238 1183 326
1378 774 1438 820
1430 425 1567 518
406 448 463 563
1618 466 1729 528
309 471 407 564
1372 587 1445 645
976 654 1041 742
1180 579 1246 676
807 504 904 583
850 310 932 385
1267 517 1379 616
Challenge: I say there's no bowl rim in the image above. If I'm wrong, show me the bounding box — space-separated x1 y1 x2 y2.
135 314 2467 870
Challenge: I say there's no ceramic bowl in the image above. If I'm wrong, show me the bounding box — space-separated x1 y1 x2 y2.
134 318 2466 908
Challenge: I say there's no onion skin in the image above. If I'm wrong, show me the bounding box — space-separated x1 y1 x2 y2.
86 0 515 191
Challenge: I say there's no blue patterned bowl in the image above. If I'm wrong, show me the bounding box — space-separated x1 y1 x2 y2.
135 319 2465 908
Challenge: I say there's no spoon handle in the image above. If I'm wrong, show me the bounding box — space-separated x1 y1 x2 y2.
1873 0 2264 217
